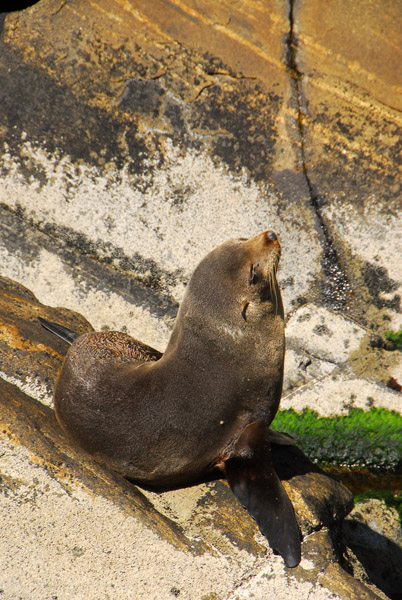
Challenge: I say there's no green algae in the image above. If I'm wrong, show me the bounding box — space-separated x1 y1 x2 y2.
385 328 402 350
273 407 402 471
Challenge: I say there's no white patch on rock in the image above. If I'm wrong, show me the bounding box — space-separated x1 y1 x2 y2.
299 557 316 570
0 140 321 311
283 348 336 393
389 355 402 387
0 245 172 352
281 371 402 417
226 554 341 599
0 371 53 407
286 304 367 364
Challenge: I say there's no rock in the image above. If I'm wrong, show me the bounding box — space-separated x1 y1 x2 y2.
286 304 367 364
271 444 353 536
342 497 402 600
283 348 335 394
319 563 384 600
282 302 369 394
0 0 364 326
0 276 364 600
227 530 384 600
0 2 400 324
0 275 93 405
280 370 402 418
0 209 176 352
1 0 401 598
293 0 402 325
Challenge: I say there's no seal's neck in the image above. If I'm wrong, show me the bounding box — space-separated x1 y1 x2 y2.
164 296 284 373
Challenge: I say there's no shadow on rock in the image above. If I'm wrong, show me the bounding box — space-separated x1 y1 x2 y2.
343 517 402 600
272 442 354 535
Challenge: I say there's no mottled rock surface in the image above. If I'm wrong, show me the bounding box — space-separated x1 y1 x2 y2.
1 278 355 599
1 0 401 598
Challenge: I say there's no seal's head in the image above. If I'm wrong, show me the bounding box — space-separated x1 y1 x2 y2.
164 228 284 367
236 229 282 321
179 229 283 330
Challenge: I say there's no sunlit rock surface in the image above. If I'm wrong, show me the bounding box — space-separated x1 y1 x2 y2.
1 1 401 598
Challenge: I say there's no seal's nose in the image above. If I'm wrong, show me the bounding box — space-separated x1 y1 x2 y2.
265 230 278 242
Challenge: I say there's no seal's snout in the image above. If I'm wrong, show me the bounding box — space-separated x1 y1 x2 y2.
264 230 278 243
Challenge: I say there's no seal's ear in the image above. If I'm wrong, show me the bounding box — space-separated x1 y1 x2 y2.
241 301 249 321
223 421 301 568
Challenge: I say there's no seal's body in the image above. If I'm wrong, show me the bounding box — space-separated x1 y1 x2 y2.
40 230 301 567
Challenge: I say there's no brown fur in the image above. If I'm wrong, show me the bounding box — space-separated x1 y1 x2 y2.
53 230 301 566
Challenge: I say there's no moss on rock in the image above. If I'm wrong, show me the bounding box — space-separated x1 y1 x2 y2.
273 407 402 471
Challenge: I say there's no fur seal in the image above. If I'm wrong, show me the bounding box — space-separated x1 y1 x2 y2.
39 229 301 567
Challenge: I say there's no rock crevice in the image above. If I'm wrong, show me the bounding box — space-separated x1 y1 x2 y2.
286 0 351 311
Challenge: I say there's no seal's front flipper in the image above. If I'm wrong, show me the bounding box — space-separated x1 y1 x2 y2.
224 421 301 568
38 317 79 345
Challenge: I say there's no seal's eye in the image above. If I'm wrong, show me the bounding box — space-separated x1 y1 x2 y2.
249 264 258 285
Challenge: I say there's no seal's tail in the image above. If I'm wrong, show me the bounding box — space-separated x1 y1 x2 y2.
38 317 79 345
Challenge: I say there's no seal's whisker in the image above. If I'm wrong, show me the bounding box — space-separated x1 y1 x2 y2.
269 267 278 314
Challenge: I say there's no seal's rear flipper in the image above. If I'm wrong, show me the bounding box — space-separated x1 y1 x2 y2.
38 317 79 345
224 421 301 568
268 428 296 446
